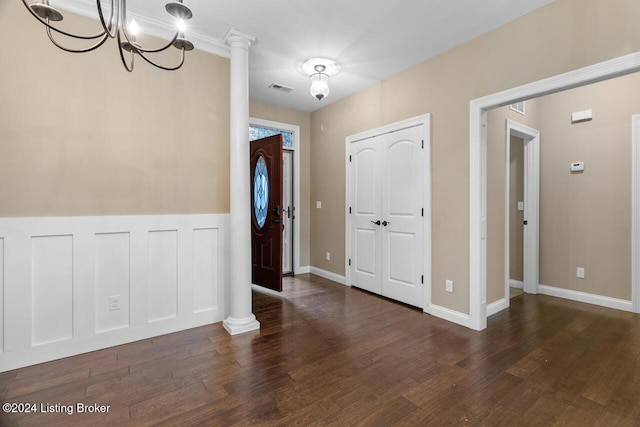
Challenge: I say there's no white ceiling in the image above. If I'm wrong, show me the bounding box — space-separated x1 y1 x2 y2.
52 0 556 113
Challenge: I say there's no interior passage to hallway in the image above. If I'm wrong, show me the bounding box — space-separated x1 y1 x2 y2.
1 274 640 425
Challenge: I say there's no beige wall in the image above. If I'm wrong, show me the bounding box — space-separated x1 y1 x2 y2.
0 2 230 216
249 101 311 266
537 74 636 300
309 0 640 314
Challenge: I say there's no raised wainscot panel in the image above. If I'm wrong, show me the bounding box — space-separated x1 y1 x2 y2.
193 228 219 313
95 232 130 333
148 230 178 322
32 235 73 346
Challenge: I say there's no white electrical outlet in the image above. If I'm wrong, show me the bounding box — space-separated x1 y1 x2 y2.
577 267 585 279
326 252 331 261
316 201 322 209
109 295 121 311
445 280 453 293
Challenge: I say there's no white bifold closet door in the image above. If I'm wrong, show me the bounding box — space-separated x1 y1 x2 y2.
350 124 425 308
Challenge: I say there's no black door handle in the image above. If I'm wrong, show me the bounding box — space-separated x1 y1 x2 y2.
371 220 381 226
272 205 281 216
382 221 390 226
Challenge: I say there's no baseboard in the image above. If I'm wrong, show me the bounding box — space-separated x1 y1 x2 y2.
425 304 471 328
539 284 633 312
0 309 224 373
296 266 311 274
509 280 524 289
309 266 346 285
487 298 509 316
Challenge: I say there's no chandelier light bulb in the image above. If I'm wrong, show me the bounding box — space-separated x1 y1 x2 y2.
177 19 186 33
128 18 139 36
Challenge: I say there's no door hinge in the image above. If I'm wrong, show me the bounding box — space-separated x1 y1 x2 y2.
349 155 352 162
421 275 424 284
421 139 424 149
349 207 352 214
349 258 352 266
421 208 424 217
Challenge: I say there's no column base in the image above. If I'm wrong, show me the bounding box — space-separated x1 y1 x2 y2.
223 314 260 335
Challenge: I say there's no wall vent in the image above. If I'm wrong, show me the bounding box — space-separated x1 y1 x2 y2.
268 83 294 93
510 101 525 115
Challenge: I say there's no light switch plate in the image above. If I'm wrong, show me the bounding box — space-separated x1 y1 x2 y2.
445 280 453 293
109 295 121 311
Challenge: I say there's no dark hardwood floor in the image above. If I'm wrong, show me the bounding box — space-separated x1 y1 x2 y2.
1 274 640 426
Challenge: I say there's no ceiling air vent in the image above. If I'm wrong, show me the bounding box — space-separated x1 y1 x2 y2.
268 83 294 93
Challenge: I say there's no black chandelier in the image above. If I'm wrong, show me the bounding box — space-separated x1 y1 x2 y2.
22 0 195 71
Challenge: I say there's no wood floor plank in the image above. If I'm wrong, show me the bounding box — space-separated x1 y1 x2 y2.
2 274 640 426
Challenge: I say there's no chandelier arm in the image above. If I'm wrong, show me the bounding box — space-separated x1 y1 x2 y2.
133 32 180 54
116 29 135 72
46 26 110 53
136 48 185 71
96 0 118 38
21 0 108 40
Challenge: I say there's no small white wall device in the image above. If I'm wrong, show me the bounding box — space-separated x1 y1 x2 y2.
571 109 593 123
570 162 585 172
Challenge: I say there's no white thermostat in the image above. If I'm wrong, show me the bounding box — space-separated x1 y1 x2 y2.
570 162 584 172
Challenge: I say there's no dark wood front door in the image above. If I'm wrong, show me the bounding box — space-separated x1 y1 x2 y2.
250 134 283 292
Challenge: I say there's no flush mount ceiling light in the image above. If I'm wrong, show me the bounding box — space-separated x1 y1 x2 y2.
22 0 195 72
301 58 340 101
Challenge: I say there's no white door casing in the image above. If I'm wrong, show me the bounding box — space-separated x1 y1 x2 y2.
346 114 431 309
283 150 293 274
632 114 640 313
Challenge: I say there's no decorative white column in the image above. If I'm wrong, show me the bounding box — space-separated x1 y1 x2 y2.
223 28 260 335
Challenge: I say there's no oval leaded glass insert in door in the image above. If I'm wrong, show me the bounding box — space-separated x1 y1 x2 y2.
253 156 269 228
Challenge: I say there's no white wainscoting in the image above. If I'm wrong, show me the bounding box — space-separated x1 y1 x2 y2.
0 214 228 373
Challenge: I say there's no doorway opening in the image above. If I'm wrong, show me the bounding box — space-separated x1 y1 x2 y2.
470 52 640 331
249 118 301 276
485 115 540 317
505 121 539 306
